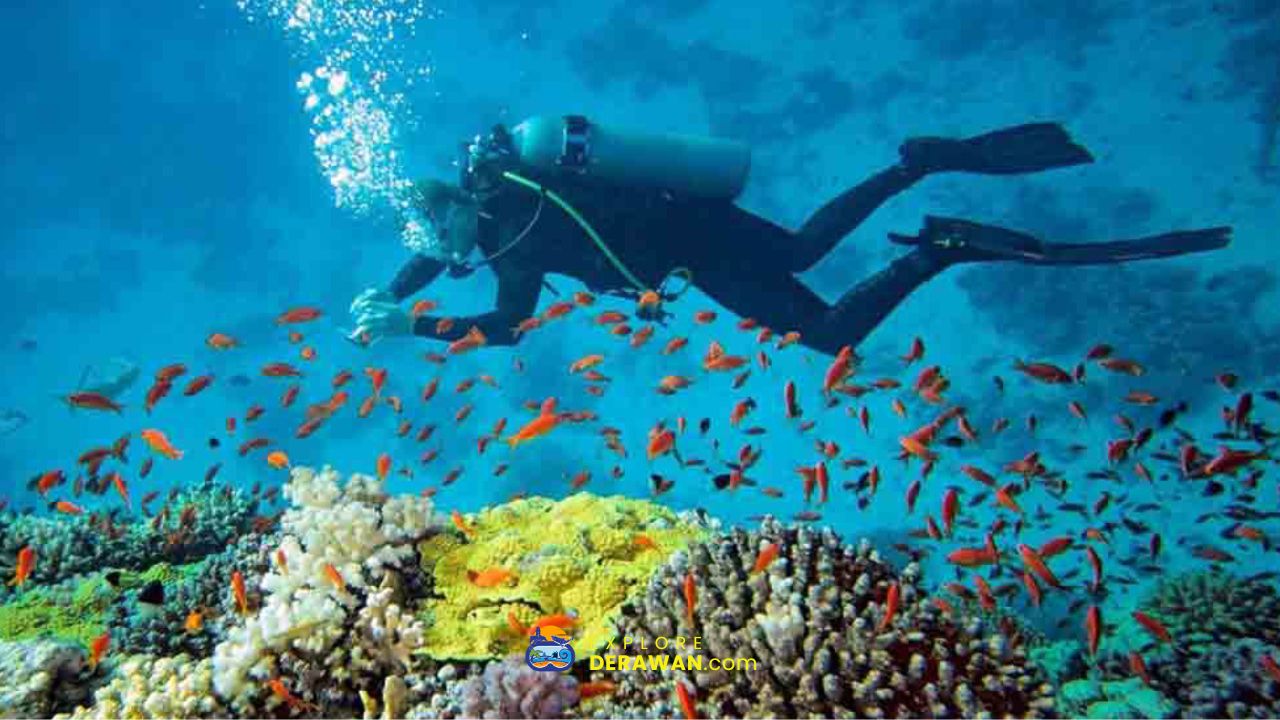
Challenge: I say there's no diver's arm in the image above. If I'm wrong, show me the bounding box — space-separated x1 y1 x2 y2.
388 254 447 302
410 263 543 346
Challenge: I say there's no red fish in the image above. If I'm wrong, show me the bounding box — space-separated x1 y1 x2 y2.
900 337 924 365
276 307 322 324
1085 605 1102 656
1013 360 1073 384
675 681 699 720
1131 611 1171 643
1017 544 1063 589
64 391 124 413
683 572 697 625
752 542 780 574
8 546 34 587
261 363 302 378
182 374 214 397
879 582 900 632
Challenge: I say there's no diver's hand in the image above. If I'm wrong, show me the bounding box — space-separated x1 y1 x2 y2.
349 288 412 342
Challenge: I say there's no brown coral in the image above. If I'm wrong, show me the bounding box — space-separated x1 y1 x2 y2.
586 519 1054 719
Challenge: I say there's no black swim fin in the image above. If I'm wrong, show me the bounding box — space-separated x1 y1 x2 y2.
890 215 1232 264
899 123 1094 175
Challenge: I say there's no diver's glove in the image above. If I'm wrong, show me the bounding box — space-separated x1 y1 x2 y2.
348 287 412 343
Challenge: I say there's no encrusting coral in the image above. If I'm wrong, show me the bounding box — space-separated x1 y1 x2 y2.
0 574 116 648
211 465 439 716
0 638 92 718
415 493 707 661
457 654 581 719
589 518 1055 719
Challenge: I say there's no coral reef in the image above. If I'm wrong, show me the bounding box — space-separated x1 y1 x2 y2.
0 574 116 648
0 477 259 587
58 653 224 719
1058 677 1177 719
591 518 1054 718
0 639 92 718
415 494 707 661
458 654 580 719
1141 569 1280 651
1053 571 1280 718
211 465 439 716
109 535 274 658
1151 638 1280 719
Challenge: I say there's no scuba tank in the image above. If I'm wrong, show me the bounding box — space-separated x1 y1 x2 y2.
504 115 751 200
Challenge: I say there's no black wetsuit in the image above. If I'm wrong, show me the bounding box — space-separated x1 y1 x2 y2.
387 136 1229 355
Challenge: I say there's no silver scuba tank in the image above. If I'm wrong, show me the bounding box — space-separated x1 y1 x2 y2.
508 115 751 200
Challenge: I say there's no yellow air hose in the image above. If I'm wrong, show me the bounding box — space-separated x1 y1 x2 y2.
500 170 691 299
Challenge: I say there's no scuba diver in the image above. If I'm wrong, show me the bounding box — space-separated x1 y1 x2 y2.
350 116 1231 356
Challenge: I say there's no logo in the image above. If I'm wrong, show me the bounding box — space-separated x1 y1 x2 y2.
525 624 575 672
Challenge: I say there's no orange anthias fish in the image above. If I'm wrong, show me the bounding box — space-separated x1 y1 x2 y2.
676 680 699 720
205 332 239 350
579 680 618 700
266 450 290 469
231 570 248 615
751 542 780 574
467 567 517 588
1086 605 1102 656
275 306 322 325
1131 611 1172 643
879 582 900 632
447 326 488 355
823 345 855 393
267 678 317 713
184 610 204 633
569 354 605 374
63 391 123 413
376 453 392 481
262 362 303 378
647 427 676 461
451 510 478 539
1017 544 1064 589
88 632 110 671
323 563 346 591
52 500 84 516
32 470 65 497
901 336 925 365
702 341 747 372
410 299 438 317
506 399 562 448
683 572 697 625
8 546 34 587
140 429 183 459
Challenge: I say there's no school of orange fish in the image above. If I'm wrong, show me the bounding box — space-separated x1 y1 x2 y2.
8 290 1280 709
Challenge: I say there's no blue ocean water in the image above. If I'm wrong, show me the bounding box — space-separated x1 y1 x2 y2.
1 0 1278 713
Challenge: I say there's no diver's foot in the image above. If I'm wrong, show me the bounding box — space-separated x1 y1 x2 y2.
889 216 1046 263
899 122 1094 176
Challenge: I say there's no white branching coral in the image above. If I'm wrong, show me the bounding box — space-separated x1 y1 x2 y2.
60 654 222 719
211 465 438 710
354 587 424 672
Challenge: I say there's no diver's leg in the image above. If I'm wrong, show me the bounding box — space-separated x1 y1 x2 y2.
791 164 926 272
818 250 949 352
888 216 1232 265
692 262 847 355
791 123 1095 273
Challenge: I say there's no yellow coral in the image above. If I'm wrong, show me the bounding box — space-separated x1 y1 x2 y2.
416 493 704 660
0 588 110 648
0 561 203 650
